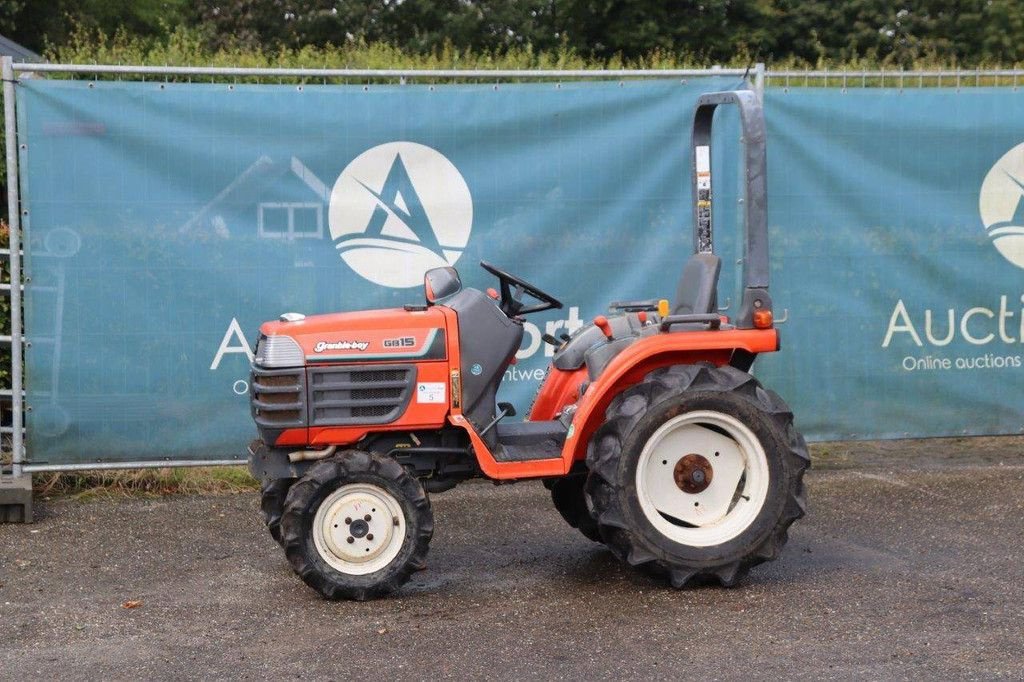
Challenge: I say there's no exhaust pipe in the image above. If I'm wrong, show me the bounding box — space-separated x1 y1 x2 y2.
288 445 337 463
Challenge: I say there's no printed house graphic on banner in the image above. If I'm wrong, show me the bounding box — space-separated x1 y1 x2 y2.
182 155 329 240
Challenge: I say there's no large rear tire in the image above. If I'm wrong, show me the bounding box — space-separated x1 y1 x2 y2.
584 364 808 588
280 450 432 601
548 471 602 543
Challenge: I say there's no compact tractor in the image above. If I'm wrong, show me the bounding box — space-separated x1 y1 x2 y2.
247 89 809 601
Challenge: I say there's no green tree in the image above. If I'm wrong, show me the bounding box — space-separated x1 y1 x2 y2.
191 0 563 54
554 0 772 62
1 0 188 53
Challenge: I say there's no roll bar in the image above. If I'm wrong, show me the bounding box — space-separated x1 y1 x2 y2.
690 89 771 329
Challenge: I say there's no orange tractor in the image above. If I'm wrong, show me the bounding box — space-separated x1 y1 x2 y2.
247 89 808 600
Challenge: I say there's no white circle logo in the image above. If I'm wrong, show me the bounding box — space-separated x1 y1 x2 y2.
980 142 1024 270
329 142 473 288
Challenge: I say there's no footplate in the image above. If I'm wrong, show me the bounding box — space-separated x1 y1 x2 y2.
492 420 567 462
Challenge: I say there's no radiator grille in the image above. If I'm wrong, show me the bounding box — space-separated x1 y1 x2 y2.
250 368 305 428
307 364 415 426
353 386 405 401
352 404 394 418
352 369 407 383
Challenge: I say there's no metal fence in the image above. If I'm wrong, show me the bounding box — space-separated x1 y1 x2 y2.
0 58 757 475
766 68 1024 90
3 60 1024 475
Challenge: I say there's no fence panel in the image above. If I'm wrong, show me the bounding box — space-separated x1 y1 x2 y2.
16 76 741 467
756 87 1024 440
15 76 1024 469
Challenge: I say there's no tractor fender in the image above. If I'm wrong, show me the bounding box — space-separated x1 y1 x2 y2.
560 328 779 467
528 365 588 422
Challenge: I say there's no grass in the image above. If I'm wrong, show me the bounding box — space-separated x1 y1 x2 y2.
32 466 259 500
44 25 1024 84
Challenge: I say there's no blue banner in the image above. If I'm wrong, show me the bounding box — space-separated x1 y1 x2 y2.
758 88 1024 440
15 79 1024 466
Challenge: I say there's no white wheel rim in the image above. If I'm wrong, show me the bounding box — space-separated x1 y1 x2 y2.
312 483 407 576
635 410 770 548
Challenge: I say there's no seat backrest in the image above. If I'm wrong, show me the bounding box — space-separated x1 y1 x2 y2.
424 266 462 304
673 254 722 315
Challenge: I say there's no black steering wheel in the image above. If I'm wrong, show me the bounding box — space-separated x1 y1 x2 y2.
479 260 563 317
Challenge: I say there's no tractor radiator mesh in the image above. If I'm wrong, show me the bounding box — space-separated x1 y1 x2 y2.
250 368 305 428
307 364 415 426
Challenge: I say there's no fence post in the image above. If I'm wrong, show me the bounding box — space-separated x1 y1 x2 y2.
753 63 765 100
1 55 31 523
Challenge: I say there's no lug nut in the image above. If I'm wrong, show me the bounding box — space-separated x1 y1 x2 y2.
366 534 374 541
347 537 355 544
364 514 372 522
344 517 352 524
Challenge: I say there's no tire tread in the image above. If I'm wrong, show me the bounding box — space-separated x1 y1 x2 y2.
584 363 810 589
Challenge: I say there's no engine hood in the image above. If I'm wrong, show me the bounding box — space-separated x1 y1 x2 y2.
259 307 448 363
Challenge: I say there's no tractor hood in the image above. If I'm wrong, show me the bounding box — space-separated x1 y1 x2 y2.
255 307 448 367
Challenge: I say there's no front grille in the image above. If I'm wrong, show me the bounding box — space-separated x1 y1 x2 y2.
259 374 298 388
352 369 407 383
353 404 394 418
251 367 305 428
354 386 405 401
307 364 415 426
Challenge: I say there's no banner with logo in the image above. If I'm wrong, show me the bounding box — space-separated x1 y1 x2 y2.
15 79 1024 467
756 87 1024 440
17 77 742 465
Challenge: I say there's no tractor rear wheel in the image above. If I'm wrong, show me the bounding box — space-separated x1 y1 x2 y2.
259 477 293 546
548 471 602 543
584 364 808 588
280 450 432 601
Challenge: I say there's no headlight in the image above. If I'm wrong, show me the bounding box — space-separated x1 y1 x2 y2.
254 334 305 368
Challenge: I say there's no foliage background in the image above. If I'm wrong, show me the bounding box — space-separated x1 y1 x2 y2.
5 1 1024 67
0 3 1022 482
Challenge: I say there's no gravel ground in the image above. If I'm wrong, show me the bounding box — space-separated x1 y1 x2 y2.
1 437 1023 680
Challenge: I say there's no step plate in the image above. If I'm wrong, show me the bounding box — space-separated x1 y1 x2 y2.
492 437 563 462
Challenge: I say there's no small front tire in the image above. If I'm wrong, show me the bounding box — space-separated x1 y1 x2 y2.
280 450 433 601
259 477 293 546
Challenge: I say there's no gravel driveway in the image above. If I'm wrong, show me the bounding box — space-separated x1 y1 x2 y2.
1 438 1022 680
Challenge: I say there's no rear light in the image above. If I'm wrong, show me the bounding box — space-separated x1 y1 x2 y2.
753 309 773 329
254 335 304 368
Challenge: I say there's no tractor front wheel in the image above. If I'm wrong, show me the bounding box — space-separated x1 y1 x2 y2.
280 450 432 601
259 477 293 546
585 364 808 588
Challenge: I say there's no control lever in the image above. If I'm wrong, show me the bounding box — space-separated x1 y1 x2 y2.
559 333 571 342
541 333 560 347
479 402 517 437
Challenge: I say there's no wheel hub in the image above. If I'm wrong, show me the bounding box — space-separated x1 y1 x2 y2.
313 483 406 575
349 518 370 538
674 453 713 494
635 412 771 547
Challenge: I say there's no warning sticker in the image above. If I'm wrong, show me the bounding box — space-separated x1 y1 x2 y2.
416 382 446 404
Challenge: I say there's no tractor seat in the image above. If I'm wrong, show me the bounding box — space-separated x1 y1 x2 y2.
424 266 463 305
673 253 722 315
